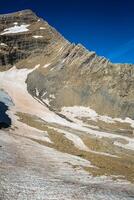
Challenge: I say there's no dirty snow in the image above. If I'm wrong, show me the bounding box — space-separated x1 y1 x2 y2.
0 129 134 200
0 67 134 151
61 106 134 128
9 112 52 144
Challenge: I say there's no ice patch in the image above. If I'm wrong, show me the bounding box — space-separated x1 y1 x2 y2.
1 24 30 35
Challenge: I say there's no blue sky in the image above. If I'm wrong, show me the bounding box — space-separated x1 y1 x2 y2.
0 0 134 64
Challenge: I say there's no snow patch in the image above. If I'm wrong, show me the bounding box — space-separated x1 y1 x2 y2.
43 63 51 68
40 27 46 30
61 106 134 128
49 94 55 99
49 127 89 152
33 35 43 39
35 64 40 68
41 91 47 98
48 126 118 157
0 43 8 47
13 22 18 25
42 98 50 106
1 24 30 35
35 88 39 97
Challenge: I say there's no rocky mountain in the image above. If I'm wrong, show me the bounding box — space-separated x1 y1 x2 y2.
0 9 134 199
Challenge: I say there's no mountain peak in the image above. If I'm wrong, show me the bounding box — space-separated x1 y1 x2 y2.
0 10 134 120
0 10 134 199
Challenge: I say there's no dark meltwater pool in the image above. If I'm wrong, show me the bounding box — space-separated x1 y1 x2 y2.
0 89 13 129
0 101 11 129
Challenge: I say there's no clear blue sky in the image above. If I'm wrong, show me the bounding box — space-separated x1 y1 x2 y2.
1 0 134 64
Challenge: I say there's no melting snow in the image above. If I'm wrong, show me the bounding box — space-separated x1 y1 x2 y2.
1 24 30 35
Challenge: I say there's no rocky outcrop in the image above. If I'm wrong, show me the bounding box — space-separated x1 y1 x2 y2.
1 9 134 119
